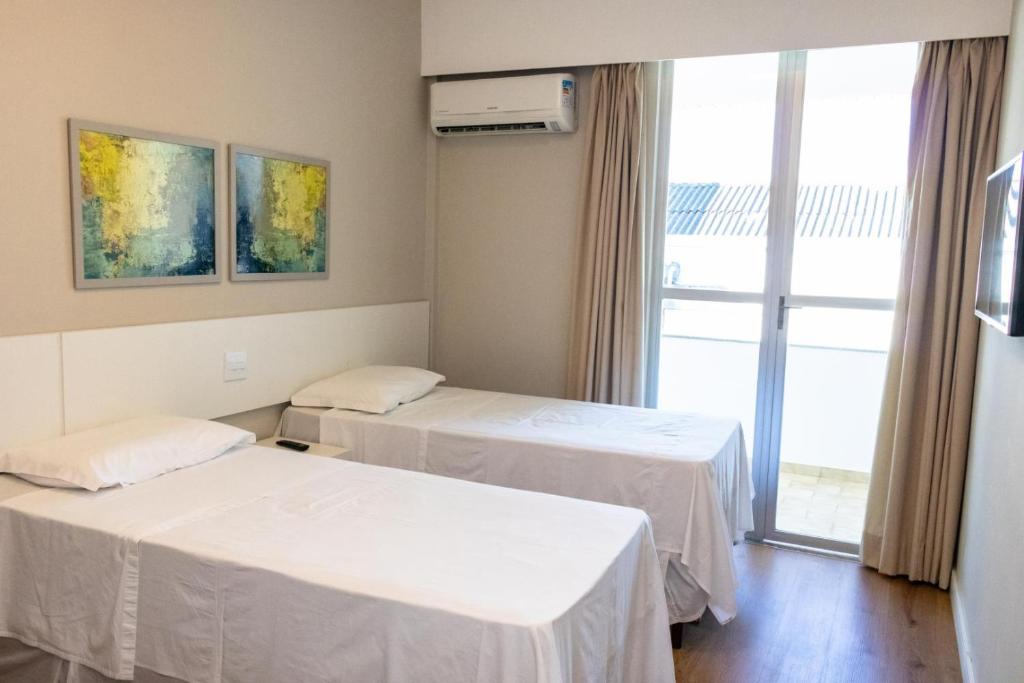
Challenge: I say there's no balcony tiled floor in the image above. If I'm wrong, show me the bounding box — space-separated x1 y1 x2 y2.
775 464 869 544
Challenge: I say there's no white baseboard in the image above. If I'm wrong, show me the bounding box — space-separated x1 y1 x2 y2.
950 569 976 683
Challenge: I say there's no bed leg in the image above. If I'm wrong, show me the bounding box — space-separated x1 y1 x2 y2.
670 622 683 650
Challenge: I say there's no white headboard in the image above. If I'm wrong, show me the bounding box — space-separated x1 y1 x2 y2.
0 301 429 444
0 334 65 450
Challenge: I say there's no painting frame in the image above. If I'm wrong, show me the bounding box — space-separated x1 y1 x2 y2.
68 119 221 289
229 144 330 282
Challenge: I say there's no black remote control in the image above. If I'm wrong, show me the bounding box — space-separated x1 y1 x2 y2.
276 439 310 452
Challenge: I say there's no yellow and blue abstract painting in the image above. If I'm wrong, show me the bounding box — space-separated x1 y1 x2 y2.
233 149 328 279
75 126 216 285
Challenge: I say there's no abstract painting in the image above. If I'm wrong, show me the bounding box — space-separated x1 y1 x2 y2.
230 145 329 280
69 120 218 288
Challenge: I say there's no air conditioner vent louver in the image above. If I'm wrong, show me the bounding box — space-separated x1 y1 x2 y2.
437 122 548 135
430 73 577 137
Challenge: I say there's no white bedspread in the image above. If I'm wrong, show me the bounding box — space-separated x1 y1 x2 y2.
0 448 672 683
317 387 755 622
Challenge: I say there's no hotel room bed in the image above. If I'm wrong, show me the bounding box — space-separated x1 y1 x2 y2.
0 445 672 683
280 386 755 624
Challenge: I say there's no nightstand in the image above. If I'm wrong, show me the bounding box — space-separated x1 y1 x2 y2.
256 437 352 460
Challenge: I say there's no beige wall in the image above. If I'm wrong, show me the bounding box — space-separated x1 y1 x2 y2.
0 0 426 337
955 3 1024 681
432 69 591 398
422 0 1011 75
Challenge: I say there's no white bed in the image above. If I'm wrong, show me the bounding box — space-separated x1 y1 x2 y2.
280 386 755 624
0 445 672 683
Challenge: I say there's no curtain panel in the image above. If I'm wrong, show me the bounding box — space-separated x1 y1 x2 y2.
567 63 647 406
862 37 1006 588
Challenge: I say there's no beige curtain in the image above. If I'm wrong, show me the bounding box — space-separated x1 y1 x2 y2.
862 38 1005 588
567 63 646 406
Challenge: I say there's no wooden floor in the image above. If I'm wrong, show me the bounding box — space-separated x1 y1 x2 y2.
673 543 962 683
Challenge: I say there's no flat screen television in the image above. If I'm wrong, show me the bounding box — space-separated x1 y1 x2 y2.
976 152 1024 336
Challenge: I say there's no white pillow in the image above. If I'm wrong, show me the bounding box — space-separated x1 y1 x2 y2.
0 416 255 491
291 365 445 413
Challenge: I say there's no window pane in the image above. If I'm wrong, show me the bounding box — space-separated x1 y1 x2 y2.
665 53 778 292
657 300 762 457
790 43 918 299
775 307 893 543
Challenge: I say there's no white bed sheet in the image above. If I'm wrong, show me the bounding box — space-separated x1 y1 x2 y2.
278 404 328 443
0 636 177 683
0 447 672 683
307 387 755 623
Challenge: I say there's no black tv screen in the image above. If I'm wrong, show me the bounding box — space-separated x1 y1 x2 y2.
976 152 1024 336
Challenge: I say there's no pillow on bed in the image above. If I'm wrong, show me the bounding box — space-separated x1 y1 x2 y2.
0 416 255 491
291 365 445 414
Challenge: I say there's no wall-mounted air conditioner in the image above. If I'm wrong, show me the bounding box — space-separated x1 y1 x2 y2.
430 73 577 137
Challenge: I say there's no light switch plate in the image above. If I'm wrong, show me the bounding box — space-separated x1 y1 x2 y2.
224 351 248 382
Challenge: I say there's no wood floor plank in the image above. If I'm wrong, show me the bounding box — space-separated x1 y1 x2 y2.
673 543 961 683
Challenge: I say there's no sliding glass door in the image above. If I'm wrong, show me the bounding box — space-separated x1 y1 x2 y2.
652 52 778 465
649 43 918 553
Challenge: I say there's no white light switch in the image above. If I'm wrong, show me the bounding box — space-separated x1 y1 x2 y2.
224 351 248 382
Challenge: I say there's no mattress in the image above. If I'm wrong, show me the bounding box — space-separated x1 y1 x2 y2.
282 386 755 623
0 447 672 683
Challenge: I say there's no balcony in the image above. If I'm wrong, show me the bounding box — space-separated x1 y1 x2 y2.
777 464 869 544
657 327 885 546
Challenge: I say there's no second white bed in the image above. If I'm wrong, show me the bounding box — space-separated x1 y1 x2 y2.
281 386 755 623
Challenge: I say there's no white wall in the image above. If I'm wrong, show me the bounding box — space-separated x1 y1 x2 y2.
422 0 1012 75
954 3 1024 681
431 69 592 397
0 0 426 337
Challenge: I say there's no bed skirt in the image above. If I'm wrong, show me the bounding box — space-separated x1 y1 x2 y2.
0 637 180 683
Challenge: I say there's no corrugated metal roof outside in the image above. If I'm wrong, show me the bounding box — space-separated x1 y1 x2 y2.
666 183 905 238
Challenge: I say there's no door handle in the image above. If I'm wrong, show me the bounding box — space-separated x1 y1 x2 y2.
777 295 801 330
